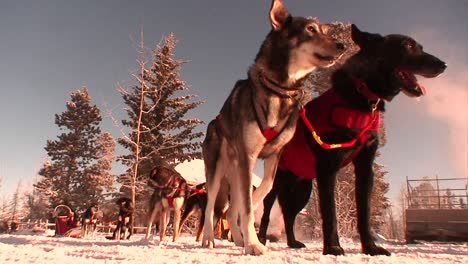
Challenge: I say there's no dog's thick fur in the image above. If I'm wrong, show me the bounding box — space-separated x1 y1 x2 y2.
178 183 229 242
258 24 447 255
201 0 345 255
145 166 188 242
81 204 99 238
109 197 133 240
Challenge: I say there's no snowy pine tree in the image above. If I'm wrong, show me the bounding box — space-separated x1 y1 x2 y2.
408 177 438 209
117 33 204 220
9 181 24 225
34 87 115 213
24 187 50 221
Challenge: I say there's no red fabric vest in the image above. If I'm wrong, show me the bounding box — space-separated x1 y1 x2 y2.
278 89 380 179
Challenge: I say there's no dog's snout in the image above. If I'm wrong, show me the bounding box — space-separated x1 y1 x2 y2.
336 42 345 51
439 60 447 70
433 57 447 71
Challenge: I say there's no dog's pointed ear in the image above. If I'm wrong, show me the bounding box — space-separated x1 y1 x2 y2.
270 0 291 31
351 24 383 48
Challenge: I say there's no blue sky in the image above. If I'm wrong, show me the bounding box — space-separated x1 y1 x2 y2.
0 0 466 204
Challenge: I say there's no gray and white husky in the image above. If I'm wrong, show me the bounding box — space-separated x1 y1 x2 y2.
201 0 345 255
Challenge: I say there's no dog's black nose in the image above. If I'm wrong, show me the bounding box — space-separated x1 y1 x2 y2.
336 42 345 50
440 61 447 70
435 58 447 71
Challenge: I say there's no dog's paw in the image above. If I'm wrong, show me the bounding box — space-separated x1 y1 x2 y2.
258 236 267 245
323 245 345 256
287 240 306 249
245 242 267 255
234 240 244 247
266 235 280 243
202 239 215 248
363 245 391 256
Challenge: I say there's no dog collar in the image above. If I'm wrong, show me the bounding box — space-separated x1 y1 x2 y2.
350 76 381 101
259 72 303 98
250 66 303 98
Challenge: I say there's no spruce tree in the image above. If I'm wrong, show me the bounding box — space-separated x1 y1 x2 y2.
35 87 115 213
9 181 24 225
409 177 438 209
24 187 50 221
117 33 204 219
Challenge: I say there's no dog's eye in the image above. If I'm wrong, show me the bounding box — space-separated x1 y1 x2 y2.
406 42 415 50
306 25 318 34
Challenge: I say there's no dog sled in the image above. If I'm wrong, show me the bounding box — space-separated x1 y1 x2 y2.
53 205 81 237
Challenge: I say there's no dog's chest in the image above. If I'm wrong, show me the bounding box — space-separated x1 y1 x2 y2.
263 97 285 128
278 89 381 179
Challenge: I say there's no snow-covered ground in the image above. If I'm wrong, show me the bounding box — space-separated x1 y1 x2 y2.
1 230 466 264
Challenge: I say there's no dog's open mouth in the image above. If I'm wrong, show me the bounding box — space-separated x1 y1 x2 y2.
398 70 427 97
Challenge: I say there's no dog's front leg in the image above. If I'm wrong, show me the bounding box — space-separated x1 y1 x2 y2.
196 209 205 242
252 153 280 209
81 223 87 239
257 184 278 245
226 195 243 246
178 203 197 241
316 161 343 256
353 146 391 256
113 221 121 240
160 201 170 242
235 154 267 255
145 203 158 240
202 163 226 248
172 197 184 242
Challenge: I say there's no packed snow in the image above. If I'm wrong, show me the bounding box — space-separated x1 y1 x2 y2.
0 230 466 264
2 162 465 263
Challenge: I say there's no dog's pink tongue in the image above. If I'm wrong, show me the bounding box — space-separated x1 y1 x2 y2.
418 83 427 95
402 71 427 96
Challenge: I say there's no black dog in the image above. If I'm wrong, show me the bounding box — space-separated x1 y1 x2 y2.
81 204 99 238
107 197 133 240
259 24 446 255
258 169 312 249
178 183 230 242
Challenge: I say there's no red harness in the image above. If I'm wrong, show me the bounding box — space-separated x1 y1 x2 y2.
278 85 381 180
215 68 303 144
164 180 186 208
216 115 279 143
